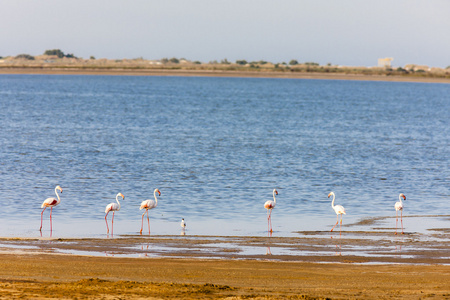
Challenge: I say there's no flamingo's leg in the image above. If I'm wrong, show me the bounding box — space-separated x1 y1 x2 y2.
105 212 110 234
400 210 404 234
147 210 150 234
140 211 146 234
339 215 343 236
111 212 115 235
395 210 398 235
269 209 273 232
40 207 47 231
331 215 339 232
50 207 53 233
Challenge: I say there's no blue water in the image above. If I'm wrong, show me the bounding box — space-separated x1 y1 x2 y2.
0 75 448 237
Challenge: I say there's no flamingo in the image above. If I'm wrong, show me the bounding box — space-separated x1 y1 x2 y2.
395 193 406 235
329 192 346 235
181 218 186 229
104 193 125 235
40 185 63 232
139 188 161 234
264 189 278 233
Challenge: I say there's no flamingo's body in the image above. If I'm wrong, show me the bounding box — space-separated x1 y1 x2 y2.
264 189 278 233
139 188 161 234
395 193 406 235
329 192 346 235
181 218 186 229
104 193 125 235
40 185 63 232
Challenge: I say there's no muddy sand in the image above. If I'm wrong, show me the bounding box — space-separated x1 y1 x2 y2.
1 224 449 299
1 67 450 83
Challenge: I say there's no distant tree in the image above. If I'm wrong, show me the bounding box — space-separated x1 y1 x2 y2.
221 58 230 64
289 59 298 65
305 62 319 66
90 56 96 60
209 60 218 64
236 60 247 65
193 61 202 64
44 49 77 58
169 57 179 63
44 49 65 58
15 54 35 60
446 66 450 69
161 58 169 64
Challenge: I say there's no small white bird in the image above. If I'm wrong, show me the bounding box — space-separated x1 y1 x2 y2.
139 188 161 234
181 218 186 229
104 193 125 235
395 193 406 235
40 185 63 232
328 192 346 235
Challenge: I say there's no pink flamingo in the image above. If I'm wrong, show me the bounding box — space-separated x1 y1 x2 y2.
395 193 406 235
329 192 346 235
264 189 278 233
139 188 161 234
104 193 125 235
40 185 63 232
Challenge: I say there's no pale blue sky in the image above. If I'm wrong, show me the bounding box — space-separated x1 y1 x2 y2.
1 0 449 67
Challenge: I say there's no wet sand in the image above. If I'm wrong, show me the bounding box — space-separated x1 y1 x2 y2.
0 253 449 299
1 67 450 83
1 223 449 299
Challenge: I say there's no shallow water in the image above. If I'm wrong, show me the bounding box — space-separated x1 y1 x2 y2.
0 75 448 238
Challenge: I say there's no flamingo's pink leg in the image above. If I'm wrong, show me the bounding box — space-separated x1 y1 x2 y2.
105 212 110 234
331 215 339 232
395 211 398 235
400 210 404 234
140 211 146 234
40 207 47 231
147 210 150 234
49 207 53 233
111 212 115 235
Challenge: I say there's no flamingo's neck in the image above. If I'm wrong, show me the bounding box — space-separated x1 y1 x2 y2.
331 193 335 208
116 194 121 210
55 188 61 204
273 191 277 203
154 190 158 204
398 194 403 204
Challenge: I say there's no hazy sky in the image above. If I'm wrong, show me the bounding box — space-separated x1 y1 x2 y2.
1 0 449 67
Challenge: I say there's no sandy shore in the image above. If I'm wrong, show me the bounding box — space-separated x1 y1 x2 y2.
1 67 450 83
0 253 448 299
1 224 449 299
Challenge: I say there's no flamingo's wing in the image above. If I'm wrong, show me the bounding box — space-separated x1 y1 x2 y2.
334 205 346 215
264 200 275 209
141 200 156 210
139 200 150 210
41 197 58 208
105 203 119 213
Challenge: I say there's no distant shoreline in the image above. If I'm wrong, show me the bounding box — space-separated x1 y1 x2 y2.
1 67 450 83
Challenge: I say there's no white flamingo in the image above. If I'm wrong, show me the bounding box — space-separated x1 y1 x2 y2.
264 189 278 233
329 192 346 235
104 193 125 235
395 193 406 235
40 185 63 232
139 188 161 234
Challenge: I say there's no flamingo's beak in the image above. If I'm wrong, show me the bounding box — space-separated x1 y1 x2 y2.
402 194 406 200
328 193 331 198
158 191 161 196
